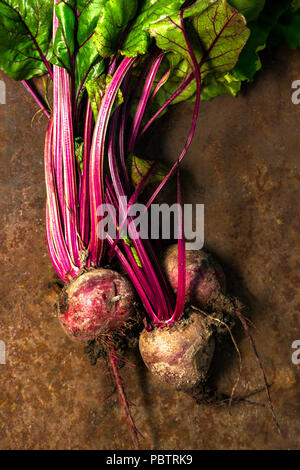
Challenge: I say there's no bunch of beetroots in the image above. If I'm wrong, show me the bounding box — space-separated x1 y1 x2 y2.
0 0 294 448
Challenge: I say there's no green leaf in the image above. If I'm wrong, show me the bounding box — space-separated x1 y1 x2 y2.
121 232 143 268
53 0 76 71
75 48 105 103
86 75 106 120
76 0 106 92
150 0 249 80
230 23 266 82
121 0 186 57
227 0 265 21
127 154 168 190
201 72 241 100
0 0 53 80
151 57 197 114
269 6 300 49
143 0 249 112
75 137 84 174
130 0 249 119
77 0 106 44
191 0 250 79
52 0 105 97
197 0 299 99
149 1 211 68
86 74 124 121
115 224 143 267
232 0 293 82
291 0 300 12
93 0 138 58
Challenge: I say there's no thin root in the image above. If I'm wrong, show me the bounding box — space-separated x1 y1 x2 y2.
192 305 242 409
108 347 141 449
234 306 281 434
31 108 44 127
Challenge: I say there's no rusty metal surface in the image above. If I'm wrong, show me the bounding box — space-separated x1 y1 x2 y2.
0 46 299 450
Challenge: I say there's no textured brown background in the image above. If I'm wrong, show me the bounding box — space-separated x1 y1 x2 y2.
0 46 299 450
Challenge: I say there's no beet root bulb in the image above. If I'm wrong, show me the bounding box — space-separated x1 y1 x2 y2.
139 312 215 390
58 269 135 343
162 244 226 308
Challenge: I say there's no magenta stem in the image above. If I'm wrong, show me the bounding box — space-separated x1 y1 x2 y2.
89 56 136 265
145 12 202 209
80 100 93 247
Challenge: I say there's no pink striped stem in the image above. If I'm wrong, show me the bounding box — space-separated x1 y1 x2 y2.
145 12 202 210
127 53 164 154
165 169 186 324
52 66 65 221
88 57 136 266
44 119 80 280
79 100 93 247
60 69 81 264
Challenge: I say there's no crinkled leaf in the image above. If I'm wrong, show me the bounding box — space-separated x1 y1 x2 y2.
0 0 53 80
227 0 265 21
127 154 168 190
232 0 292 82
189 0 250 79
143 0 248 114
196 0 299 98
86 74 124 121
201 72 241 100
230 23 267 82
120 0 186 57
292 0 300 12
93 0 138 58
150 0 250 81
149 1 212 68
131 0 249 119
269 6 300 49
149 59 240 109
86 75 107 120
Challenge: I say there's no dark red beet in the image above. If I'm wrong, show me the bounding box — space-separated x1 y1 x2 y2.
58 269 135 343
162 244 226 308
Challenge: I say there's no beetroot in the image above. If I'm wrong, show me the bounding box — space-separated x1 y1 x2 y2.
162 244 226 308
139 311 215 390
137 245 231 391
58 269 135 343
